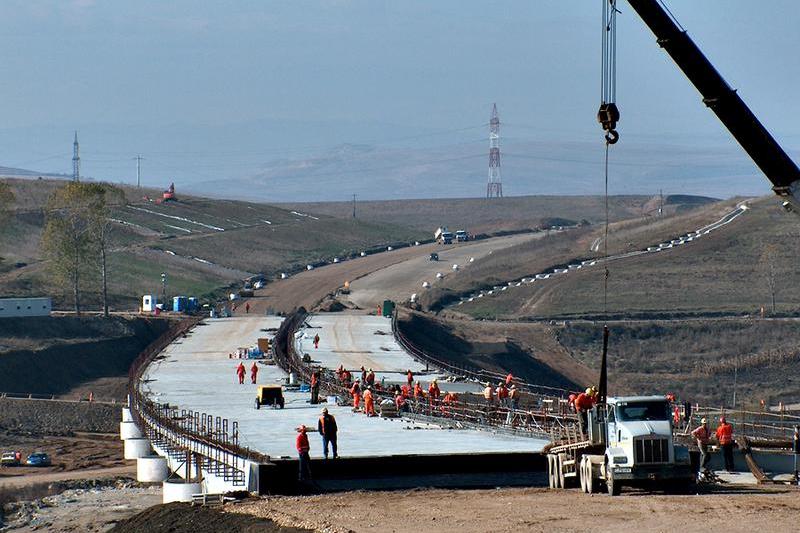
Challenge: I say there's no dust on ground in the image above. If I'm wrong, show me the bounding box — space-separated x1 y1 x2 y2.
110 502 311 533
1 477 160 532
229 485 800 533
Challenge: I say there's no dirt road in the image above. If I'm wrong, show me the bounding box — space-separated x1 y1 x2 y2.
0 464 136 488
244 234 539 315
231 485 800 533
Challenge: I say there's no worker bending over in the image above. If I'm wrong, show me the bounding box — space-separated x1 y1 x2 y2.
350 379 362 411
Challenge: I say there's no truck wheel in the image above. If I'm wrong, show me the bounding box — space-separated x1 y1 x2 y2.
556 454 566 489
255 399 260 410
586 463 595 494
607 470 621 496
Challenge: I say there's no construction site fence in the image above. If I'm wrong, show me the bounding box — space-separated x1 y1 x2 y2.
676 404 800 444
273 308 578 438
392 310 570 398
127 316 268 484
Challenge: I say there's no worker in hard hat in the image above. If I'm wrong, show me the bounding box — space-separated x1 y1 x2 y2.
236 362 246 385
497 381 510 408
715 416 735 472
350 379 362 411
413 381 424 400
366 368 375 386
483 383 495 406
296 425 311 482
692 418 712 479
364 386 376 417
574 388 595 435
317 408 338 459
313 333 320 349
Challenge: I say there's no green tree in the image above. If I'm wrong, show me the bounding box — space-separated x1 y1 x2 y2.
41 182 122 315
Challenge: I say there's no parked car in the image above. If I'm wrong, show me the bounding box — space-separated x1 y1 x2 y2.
25 452 51 467
1 451 21 466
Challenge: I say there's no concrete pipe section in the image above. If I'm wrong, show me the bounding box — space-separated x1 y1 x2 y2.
119 421 143 440
121 407 134 422
137 455 170 483
123 437 152 460
163 478 203 504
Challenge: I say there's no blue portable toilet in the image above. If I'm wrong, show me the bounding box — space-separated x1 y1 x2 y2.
187 297 198 312
172 296 187 312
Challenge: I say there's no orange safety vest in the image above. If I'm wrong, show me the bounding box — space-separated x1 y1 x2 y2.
716 423 733 445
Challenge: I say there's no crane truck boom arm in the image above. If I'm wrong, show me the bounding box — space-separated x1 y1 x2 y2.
625 0 800 211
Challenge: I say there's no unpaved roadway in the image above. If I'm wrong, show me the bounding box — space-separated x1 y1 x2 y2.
231 485 800 533
244 233 539 314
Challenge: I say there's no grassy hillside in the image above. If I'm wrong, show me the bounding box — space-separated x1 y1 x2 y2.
0 178 427 309
282 194 717 235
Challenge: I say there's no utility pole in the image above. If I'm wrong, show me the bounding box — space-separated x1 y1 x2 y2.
135 155 143 188
486 103 503 198
72 131 80 182
659 189 663 216
160 272 167 308
352 194 357 219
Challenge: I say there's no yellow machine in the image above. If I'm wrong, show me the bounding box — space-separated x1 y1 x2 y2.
255 385 285 409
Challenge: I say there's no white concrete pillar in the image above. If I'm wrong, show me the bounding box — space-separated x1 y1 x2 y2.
124 438 152 460
120 421 143 440
121 407 134 422
137 456 169 482
163 479 203 503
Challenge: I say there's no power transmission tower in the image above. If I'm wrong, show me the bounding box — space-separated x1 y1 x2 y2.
72 131 80 182
135 155 143 188
486 103 503 198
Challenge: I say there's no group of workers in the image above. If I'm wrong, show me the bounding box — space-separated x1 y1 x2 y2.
295 407 339 482
235 361 259 385
692 416 735 476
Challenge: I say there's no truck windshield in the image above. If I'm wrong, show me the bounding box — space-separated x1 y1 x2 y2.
616 401 669 422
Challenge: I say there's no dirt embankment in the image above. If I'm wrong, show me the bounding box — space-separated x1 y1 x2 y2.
0 398 119 435
0 315 172 399
396 310 594 390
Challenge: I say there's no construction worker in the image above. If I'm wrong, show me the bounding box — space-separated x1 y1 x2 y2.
716 416 735 472
406 369 414 387
692 418 712 479
497 381 509 408
342 368 351 385
364 387 376 417
509 384 520 410
360 366 367 383
245 302 250 314
296 425 311 482
575 388 595 434
483 383 495 405
310 369 321 404
350 379 362 411
313 333 320 349
413 381 424 400
400 383 410 398
250 362 259 384
317 408 338 459
236 362 246 385
395 392 408 413
366 368 375 386
505 373 514 387
428 380 440 401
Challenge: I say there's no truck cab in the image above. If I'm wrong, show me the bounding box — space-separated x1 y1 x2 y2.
455 230 469 242
596 396 692 493
439 231 453 245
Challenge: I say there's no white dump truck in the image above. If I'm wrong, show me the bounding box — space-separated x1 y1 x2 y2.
547 395 694 495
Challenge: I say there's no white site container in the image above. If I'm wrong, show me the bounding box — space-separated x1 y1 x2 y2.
137 456 169 482
124 438 152 460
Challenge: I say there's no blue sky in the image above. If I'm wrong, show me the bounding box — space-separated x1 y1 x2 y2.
0 1 798 199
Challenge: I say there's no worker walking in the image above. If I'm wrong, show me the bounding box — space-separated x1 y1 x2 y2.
236 362 246 385
716 416 735 472
364 387 376 417
350 379 362 411
310 369 321 404
313 333 320 349
245 302 250 314
296 425 312 482
406 369 413 388
250 362 259 384
692 418 712 480
317 408 338 459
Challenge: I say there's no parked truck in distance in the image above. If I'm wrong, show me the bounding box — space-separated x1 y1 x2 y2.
434 227 453 245
547 395 693 496
455 230 469 242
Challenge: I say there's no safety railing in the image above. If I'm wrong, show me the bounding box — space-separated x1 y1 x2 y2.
127 316 264 486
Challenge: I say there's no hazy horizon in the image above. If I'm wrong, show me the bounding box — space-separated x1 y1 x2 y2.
1 1 798 201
